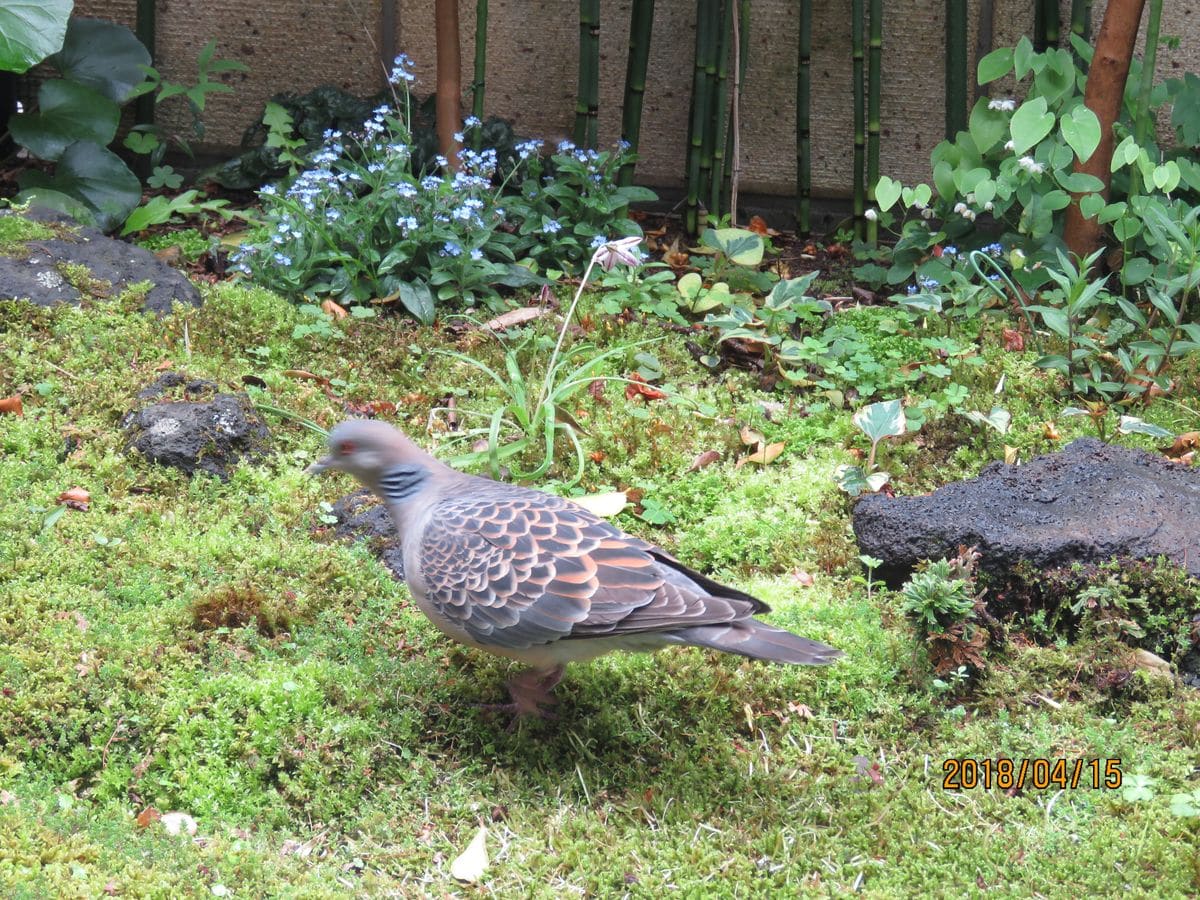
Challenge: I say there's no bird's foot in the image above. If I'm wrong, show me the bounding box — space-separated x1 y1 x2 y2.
479 666 565 730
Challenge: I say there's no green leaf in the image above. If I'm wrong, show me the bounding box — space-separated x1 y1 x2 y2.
147 165 183 190
397 281 435 324
1078 193 1105 220
1013 36 1035 80
977 48 1013 84
1121 257 1153 285
9 79 120 161
874 175 902 212
1117 416 1173 439
1010 96 1055 155
17 141 141 232
0 0 71 73
677 271 702 299
902 183 932 208
1170 73 1200 145
1057 171 1105 193
703 228 764 266
122 129 160 154
933 160 956 202
964 406 1011 434
835 464 888 498
12 187 98 227
1152 161 1180 193
852 399 906 444
47 17 151 104
1059 105 1101 163
1170 790 1200 818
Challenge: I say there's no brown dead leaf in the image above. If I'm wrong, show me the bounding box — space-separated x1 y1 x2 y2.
483 306 550 332
589 451 606 463
747 215 770 236
1004 445 1019 465
153 246 182 265
154 360 174 371
345 399 397 417
736 441 785 468
283 369 331 386
738 425 765 446
1174 451 1196 465
57 487 90 511
321 299 348 320
1161 431 1200 459
0 790 15 807
624 372 667 401
791 569 815 587
1042 421 1061 441
1002 328 1025 352
0 395 22 416
688 449 721 472
787 701 814 719
136 807 162 829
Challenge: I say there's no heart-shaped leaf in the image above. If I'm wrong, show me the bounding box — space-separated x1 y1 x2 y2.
1152 161 1180 193
977 47 1014 84
18 141 140 231
969 99 1008 154
1060 105 1101 163
47 17 151 103
0 0 71 73
9 79 119 160
874 175 902 212
902 184 932 208
1010 96 1055 155
1079 193 1105 220
852 399 906 444
702 228 764 266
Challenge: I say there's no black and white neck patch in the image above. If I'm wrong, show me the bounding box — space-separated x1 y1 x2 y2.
377 464 427 504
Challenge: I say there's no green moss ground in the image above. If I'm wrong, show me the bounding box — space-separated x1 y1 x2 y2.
1 277 1199 896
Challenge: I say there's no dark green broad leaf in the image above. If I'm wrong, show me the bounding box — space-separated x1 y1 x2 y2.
397 280 435 324
9 79 120 161
701 228 764 266
18 141 142 232
47 17 151 103
0 0 71 74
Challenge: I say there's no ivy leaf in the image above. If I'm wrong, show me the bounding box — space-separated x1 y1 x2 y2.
1010 96 1055 156
874 175 902 212
853 399 906 444
1059 105 1102 163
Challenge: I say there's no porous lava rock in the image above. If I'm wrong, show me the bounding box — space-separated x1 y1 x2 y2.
324 490 405 580
853 438 1200 588
124 374 269 478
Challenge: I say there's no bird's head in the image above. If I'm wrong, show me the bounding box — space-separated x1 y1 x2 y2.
306 419 435 488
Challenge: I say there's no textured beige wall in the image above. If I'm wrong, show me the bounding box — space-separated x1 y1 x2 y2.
76 0 1199 197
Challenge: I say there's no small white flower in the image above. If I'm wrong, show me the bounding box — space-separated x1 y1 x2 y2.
922 207 935 220
988 98 1017 112
864 208 878 221
965 193 976 205
984 201 994 212
963 209 977 222
593 236 642 271
953 202 969 215
1017 156 1044 175
1004 140 1015 152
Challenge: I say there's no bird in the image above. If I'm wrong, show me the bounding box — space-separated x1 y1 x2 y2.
307 419 842 719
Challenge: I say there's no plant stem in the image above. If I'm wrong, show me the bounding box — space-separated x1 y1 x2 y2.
685 0 718 234
851 0 865 241
1133 0 1162 152
471 0 488 149
866 0 882 245
796 0 812 234
724 0 749 223
945 0 968 140
973 0 995 106
1070 0 1093 43
536 255 600 414
708 0 734 219
575 0 600 147
619 0 656 186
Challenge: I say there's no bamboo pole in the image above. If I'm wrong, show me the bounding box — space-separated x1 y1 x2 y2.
685 0 718 234
866 0 882 245
796 0 812 234
1133 0 1163 177
575 0 600 147
1070 0 1093 43
973 0 995 106
708 0 734 219
945 0 968 140
471 0 488 133
1034 0 1048 51
1045 0 1060 46
722 0 749 221
852 0 865 240
619 0 656 186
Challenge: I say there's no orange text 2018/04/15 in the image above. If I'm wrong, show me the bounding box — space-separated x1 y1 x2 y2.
942 758 1123 791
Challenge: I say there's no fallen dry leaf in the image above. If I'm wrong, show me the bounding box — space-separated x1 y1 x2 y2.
624 373 667 401
787 701 814 719
791 569 815 587
283 369 331 386
155 360 174 371
450 826 489 883
1161 431 1199 459
688 449 721 472
0 395 22 416
1002 328 1025 352
589 450 606 463
0 790 15 807
136 807 161 829
1004 445 1019 465
57 487 91 511
321 299 348 320
1042 422 1061 441
483 306 550 332
345 399 398 417
747 215 770 235
738 425 765 446
571 491 628 518
737 441 785 468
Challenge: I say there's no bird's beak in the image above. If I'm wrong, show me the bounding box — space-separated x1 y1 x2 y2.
305 455 334 476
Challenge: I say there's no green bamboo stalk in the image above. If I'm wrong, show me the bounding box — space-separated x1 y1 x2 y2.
685 0 718 234
945 0 967 140
852 0 865 240
707 0 734 218
1069 0 1093 42
1133 0 1163 160
1033 0 1048 51
471 0 488 149
796 0 812 234
619 0 656 186
866 0 882 245
1044 0 1060 47
721 0 749 220
574 0 600 147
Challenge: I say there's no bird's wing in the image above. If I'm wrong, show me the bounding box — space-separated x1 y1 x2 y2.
417 485 761 650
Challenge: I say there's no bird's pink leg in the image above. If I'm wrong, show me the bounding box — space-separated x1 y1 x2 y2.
478 664 566 726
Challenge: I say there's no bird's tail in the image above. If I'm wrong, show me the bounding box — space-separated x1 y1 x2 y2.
673 620 843 665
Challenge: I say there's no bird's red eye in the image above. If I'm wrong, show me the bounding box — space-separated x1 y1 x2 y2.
337 440 356 455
